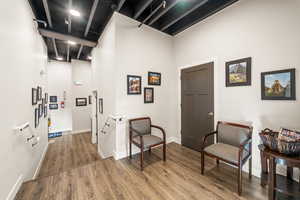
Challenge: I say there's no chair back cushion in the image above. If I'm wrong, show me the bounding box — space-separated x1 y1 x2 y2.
130 118 151 136
218 122 252 147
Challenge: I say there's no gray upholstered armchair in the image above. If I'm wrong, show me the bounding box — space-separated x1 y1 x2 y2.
129 117 166 170
201 121 253 196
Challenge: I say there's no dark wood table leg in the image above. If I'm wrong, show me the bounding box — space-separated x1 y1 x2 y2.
287 167 293 180
260 151 268 186
268 156 276 200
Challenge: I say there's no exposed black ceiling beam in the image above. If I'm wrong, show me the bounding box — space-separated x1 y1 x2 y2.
67 0 72 61
148 0 179 26
39 28 97 47
139 1 166 28
77 0 99 59
134 0 155 19
117 0 126 12
161 0 209 31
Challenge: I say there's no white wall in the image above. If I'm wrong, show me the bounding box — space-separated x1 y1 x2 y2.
47 61 72 133
71 60 92 133
0 1 49 199
174 0 300 177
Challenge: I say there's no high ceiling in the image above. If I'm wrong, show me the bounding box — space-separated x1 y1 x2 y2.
28 0 239 62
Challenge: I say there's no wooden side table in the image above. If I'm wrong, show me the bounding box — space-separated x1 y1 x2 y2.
259 144 300 200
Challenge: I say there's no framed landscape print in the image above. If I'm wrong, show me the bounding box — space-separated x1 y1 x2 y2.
261 68 296 100
32 88 38 105
44 106 47 118
148 72 161 86
35 108 39 128
38 104 43 117
45 93 48 104
50 96 57 103
226 57 251 87
99 98 103 114
76 98 87 106
37 86 42 101
144 87 154 103
127 75 142 95
49 104 58 110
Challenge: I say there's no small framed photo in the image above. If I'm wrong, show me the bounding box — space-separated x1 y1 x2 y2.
261 68 296 100
50 96 57 103
127 75 142 95
37 86 42 101
38 104 43 117
144 87 154 103
76 98 87 106
226 57 251 87
32 88 38 105
45 93 48 104
89 95 92 104
44 106 47 118
49 104 58 110
35 108 39 128
148 72 161 86
99 98 103 114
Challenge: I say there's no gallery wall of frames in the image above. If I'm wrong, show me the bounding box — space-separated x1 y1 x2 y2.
32 86 48 128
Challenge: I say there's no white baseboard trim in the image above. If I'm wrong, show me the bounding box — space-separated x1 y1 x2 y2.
71 129 91 135
167 137 181 144
6 175 24 200
33 142 49 179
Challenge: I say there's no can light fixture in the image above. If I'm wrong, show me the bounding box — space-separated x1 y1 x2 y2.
56 57 63 61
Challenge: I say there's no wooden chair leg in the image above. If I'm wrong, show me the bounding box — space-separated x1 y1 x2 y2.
129 141 132 159
238 164 242 196
140 146 144 171
163 142 166 161
201 151 205 175
249 158 252 180
149 147 151 154
216 159 219 166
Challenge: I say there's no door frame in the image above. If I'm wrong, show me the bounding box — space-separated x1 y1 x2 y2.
179 62 215 146
92 90 99 144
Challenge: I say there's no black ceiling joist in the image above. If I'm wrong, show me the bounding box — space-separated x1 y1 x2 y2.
134 0 155 19
148 0 179 26
67 0 72 61
117 0 126 12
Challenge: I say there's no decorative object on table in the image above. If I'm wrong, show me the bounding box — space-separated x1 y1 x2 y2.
76 98 87 106
35 108 39 128
44 106 47 118
38 104 43 117
37 86 42 101
99 98 103 114
148 72 161 86
144 87 154 103
88 95 92 104
261 68 296 100
259 128 300 155
49 104 58 110
226 57 251 87
127 75 142 95
50 96 57 103
32 88 38 105
45 93 48 104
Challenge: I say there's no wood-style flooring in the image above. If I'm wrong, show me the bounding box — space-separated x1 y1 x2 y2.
16 133 267 200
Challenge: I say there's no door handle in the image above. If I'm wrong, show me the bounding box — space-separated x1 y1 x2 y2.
208 112 214 116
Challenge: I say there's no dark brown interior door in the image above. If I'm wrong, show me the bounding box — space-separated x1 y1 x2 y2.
181 62 214 152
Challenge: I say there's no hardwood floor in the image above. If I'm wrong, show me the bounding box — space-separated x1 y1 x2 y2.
16 133 267 200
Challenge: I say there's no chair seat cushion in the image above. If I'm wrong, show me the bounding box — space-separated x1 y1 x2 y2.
133 135 163 148
204 143 249 164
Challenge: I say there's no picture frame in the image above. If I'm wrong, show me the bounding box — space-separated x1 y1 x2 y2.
32 88 38 105
261 68 296 100
127 75 142 95
99 98 103 114
45 93 48 104
35 108 39 128
76 98 87 106
148 72 161 86
37 86 42 101
49 104 58 110
38 104 43 117
44 106 47 118
89 95 92 104
144 87 154 103
50 96 57 103
226 57 251 87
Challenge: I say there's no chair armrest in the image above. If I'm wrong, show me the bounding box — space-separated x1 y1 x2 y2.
239 138 252 159
130 127 144 136
151 125 166 141
202 131 217 150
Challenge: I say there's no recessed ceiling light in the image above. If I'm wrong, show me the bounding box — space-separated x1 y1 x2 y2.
68 40 76 45
69 9 81 17
56 57 63 61
87 56 92 60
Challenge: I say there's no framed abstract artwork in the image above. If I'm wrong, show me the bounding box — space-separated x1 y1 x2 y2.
35 108 39 128
49 104 58 110
89 95 92 104
76 98 87 106
261 68 296 100
144 87 154 103
32 88 38 105
44 106 47 118
38 104 43 117
99 98 103 114
226 57 251 87
37 86 42 101
148 72 161 86
127 75 142 95
50 96 57 103
45 93 48 104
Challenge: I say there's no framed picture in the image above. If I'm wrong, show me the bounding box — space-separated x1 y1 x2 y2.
144 87 154 103
38 104 43 118
76 98 87 106
127 75 142 95
261 68 296 100
99 98 103 114
226 57 251 87
50 96 57 103
37 86 42 101
32 88 38 105
49 104 58 110
35 108 39 128
89 95 92 104
44 106 47 118
45 93 48 104
148 72 161 86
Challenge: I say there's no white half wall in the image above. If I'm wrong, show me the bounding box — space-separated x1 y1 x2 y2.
174 0 300 177
0 1 49 199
